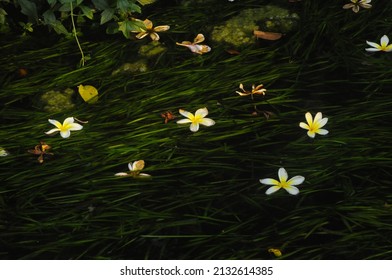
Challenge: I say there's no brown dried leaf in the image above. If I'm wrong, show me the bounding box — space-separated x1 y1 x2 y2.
253 30 283 40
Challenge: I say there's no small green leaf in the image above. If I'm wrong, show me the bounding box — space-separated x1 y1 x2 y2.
118 19 145 38
118 20 131 38
116 0 129 12
19 0 38 21
100 8 115 25
47 0 58 7
137 0 156 5
58 3 71 11
92 0 109 10
59 0 74 4
43 10 56 25
79 5 94 20
0 8 7 25
50 20 70 35
129 2 141 13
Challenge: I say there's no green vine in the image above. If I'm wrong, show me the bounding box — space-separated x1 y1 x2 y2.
69 1 85 67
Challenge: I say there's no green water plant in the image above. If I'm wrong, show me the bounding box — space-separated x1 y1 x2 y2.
2 0 155 36
1 0 156 64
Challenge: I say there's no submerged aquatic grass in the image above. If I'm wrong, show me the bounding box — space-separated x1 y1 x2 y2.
1 0 392 260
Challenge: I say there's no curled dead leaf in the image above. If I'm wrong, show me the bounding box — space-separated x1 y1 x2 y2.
254 30 283 41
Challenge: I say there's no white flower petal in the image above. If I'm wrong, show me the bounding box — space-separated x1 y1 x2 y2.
177 119 192 124
149 32 159 41
115 172 129 176
60 130 71 138
48 119 62 128
287 175 305 186
304 112 313 126
285 186 299 195
45 128 60 135
307 131 316 138
314 112 323 123
128 162 133 171
179 109 193 119
195 107 208 118
366 41 381 49
299 122 310 130
133 160 145 171
278 168 288 182
138 173 151 177
200 118 215 127
342 3 354 9
63 117 75 126
317 129 329 135
318 117 328 128
265 186 281 195
136 32 149 39
380 35 389 47
365 47 381 52
190 123 199 132
68 123 83 131
259 178 280 186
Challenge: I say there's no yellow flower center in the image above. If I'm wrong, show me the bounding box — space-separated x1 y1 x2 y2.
191 114 203 124
279 180 290 189
308 122 320 133
60 123 72 132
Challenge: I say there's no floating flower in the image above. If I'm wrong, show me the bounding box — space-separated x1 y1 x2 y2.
176 34 211 55
343 0 372 13
177 107 215 132
115 160 151 178
45 117 83 138
299 112 328 138
365 35 392 52
0 147 9 156
260 167 305 195
132 19 170 41
236 83 266 96
28 141 53 163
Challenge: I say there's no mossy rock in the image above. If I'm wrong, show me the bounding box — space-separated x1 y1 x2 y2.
39 88 75 113
111 59 149 76
138 41 167 58
211 5 300 48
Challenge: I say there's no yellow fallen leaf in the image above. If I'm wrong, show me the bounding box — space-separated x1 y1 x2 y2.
78 84 98 104
268 248 282 257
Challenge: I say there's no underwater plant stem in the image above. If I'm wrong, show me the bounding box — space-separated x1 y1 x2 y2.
70 2 85 67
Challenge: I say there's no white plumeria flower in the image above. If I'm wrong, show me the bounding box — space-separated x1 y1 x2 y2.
299 112 328 138
260 167 305 195
115 160 151 178
45 117 83 138
0 147 9 156
177 107 215 132
343 0 372 13
365 35 392 52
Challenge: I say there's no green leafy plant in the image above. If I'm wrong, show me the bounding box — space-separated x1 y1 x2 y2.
1 0 156 65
